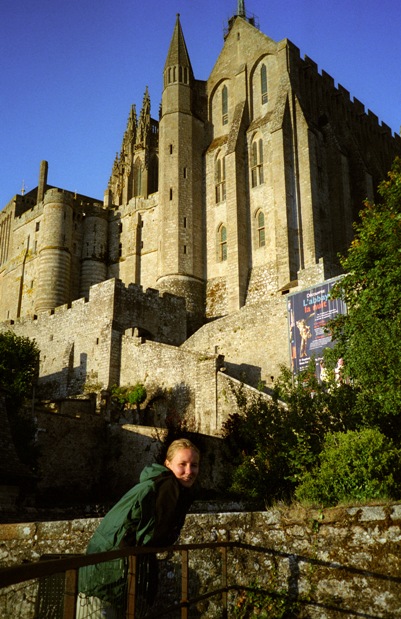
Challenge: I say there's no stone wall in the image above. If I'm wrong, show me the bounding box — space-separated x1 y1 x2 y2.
0 278 187 399
183 294 290 389
1 504 401 617
120 333 225 434
5 411 231 510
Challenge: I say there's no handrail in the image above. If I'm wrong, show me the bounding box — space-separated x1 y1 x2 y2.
0 542 235 619
2 540 401 618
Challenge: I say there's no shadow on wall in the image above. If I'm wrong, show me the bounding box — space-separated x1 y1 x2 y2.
30 407 234 515
105 428 233 504
37 351 89 399
223 361 262 387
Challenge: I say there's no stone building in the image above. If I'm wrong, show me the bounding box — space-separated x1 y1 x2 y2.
1 3 400 433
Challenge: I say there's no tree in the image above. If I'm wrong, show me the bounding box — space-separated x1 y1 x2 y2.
0 330 39 467
328 157 401 428
223 159 401 506
0 330 39 403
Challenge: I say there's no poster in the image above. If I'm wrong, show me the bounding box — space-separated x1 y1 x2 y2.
287 277 347 381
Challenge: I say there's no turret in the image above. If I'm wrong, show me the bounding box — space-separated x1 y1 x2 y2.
79 204 108 299
35 188 73 312
157 14 205 334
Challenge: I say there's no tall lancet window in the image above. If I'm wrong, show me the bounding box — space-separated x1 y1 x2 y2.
251 136 264 187
134 158 142 197
218 224 227 261
261 64 268 104
222 85 228 125
257 210 265 247
215 153 226 203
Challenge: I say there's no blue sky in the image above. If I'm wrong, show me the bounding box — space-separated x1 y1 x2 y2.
1 0 400 207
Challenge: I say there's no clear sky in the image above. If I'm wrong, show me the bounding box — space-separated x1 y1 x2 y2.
1 0 400 207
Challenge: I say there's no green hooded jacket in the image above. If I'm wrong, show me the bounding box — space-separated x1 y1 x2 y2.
78 463 194 605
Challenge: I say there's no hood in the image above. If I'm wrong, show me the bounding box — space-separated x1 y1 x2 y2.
139 462 170 484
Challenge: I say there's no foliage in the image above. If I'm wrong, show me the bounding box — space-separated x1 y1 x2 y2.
224 159 401 508
327 157 401 425
110 383 147 411
223 362 359 505
0 330 39 403
295 428 401 507
0 331 40 468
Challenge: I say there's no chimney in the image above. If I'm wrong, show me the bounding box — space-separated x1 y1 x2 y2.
37 160 48 203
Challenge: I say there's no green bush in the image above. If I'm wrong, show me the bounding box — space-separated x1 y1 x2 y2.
295 428 401 506
110 383 147 412
127 383 147 406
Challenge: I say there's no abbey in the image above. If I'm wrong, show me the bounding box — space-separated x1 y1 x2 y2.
1 4 400 429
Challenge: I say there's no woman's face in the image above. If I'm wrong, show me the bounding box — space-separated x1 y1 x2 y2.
165 448 200 488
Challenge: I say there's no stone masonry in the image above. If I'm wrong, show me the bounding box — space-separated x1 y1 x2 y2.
1 504 401 617
1 5 401 438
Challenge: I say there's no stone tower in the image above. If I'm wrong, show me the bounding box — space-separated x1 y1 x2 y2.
35 188 74 313
157 14 206 334
79 204 108 300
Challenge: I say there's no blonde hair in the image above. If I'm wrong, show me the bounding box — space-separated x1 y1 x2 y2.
165 438 200 463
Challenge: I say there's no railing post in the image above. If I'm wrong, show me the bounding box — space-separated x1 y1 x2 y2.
126 555 137 619
221 546 228 619
181 549 189 619
63 568 78 619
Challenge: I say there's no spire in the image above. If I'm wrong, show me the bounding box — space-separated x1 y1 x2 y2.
138 87 151 144
164 14 193 78
122 104 137 151
238 0 245 17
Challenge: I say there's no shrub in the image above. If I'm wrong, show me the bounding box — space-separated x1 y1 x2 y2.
110 383 147 412
295 428 401 506
223 363 359 505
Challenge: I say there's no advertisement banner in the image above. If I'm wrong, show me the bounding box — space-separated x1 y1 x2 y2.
287 277 347 381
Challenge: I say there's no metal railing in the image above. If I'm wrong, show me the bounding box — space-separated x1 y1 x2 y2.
0 542 232 619
2 540 401 618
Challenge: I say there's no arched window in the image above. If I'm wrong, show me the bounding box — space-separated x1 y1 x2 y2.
215 153 226 203
261 64 268 104
218 224 227 261
251 137 264 187
257 210 265 247
222 85 228 125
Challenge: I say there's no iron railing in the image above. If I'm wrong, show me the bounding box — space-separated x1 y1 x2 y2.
2 540 401 618
0 542 233 619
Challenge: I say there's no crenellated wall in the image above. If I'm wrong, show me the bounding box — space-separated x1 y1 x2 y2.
0 278 187 398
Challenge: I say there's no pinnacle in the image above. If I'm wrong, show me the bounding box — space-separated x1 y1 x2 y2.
164 14 193 74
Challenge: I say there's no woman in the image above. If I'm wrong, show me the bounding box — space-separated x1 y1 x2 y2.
77 438 200 618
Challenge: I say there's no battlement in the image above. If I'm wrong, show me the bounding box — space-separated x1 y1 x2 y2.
285 38 400 141
43 187 74 205
31 278 186 334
